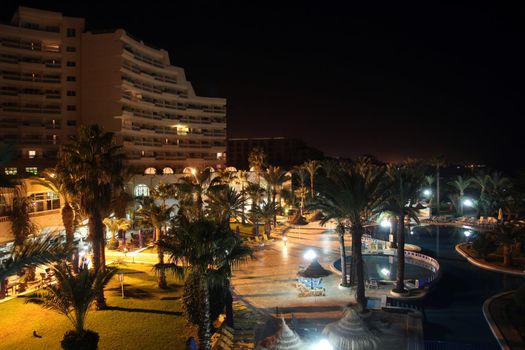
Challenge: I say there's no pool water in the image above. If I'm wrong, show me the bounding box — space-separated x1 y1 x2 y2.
370 224 524 349
333 254 434 281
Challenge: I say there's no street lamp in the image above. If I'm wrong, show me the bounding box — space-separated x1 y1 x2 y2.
304 249 316 261
380 219 391 228
463 198 474 207
423 189 432 197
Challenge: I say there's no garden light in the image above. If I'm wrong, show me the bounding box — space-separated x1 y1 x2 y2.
304 249 316 261
314 339 333 350
463 199 474 207
423 189 432 196
380 219 391 228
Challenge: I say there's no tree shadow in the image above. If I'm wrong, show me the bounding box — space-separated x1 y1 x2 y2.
106 305 182 316
107 286 154 299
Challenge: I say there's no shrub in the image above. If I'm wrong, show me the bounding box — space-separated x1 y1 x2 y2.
471 234 497 259
61 330 99 350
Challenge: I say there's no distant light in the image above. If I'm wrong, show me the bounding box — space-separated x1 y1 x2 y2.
283 236 288 242
304 249 316 260
464 230 472 237
315 339 333 350
380 267 391 276
79 250 86 257
410 230 414 235
380 220 391 228
423 189 432 196
463 199 474 207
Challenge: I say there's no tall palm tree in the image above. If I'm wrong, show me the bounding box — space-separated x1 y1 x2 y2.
293 166 308 215
429 156 446 215
254 201 279 237
248 147 266 185
177 168 222 219
473 171 492 216
56 125 125 308
9 189 38 247
321 159 340 178
424 175 435 210
449 175 473 216
302 160 321 199
156 218 252 349
136 197 175 288
262 166 290 227
385 160 425 294
230 170 249 224
28 262 117 349
245 183 266 235
310 159 387 311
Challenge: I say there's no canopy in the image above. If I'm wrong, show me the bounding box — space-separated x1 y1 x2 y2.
257 318 304 350
322 306 380 350
298 259 331 278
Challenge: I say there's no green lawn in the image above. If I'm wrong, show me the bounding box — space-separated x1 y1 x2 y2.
0 263 194 350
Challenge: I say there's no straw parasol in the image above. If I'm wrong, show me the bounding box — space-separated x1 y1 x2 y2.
256 318 304 350
322 306 380 350
298 259 331 278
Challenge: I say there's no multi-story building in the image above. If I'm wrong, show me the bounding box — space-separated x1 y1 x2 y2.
0 7 85 175
0 7 227 176
81 29 226 174
227 137 324 170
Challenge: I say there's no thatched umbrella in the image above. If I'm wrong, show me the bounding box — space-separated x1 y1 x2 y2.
257 318 304 350
298 259 331 289
322 306 380 350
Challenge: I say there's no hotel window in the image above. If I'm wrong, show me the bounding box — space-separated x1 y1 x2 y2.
67 120 77 126
28 150 36 159
4 167 17 175
66 61 76 67
25 167 38 175
66 46 76 52
29 192 60 212
67 90 76 96
134 184 150 197
144 167 156 175
66 76 76 82
67 28 76 37
67 105 76 111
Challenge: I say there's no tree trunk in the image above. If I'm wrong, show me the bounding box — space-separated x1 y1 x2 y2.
436 167 440 216
199 275 212 350
390 218 397 249
89 211 107 309
62 203 77 272
503 244 512 267
338 224 349 287
394 214 406 293
120 229 126 248
225 282 234 328
352 225 367 311
156 227 167 289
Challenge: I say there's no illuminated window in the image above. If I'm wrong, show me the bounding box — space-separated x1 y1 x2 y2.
29 192 60 212
25 167 38 175
144 167 156 175
175 125 189 135
162 167 174 175
4 167 17 175
217 152 224 160
28 150 36 158
134 184 150 197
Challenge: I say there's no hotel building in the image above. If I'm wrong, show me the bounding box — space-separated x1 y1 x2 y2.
0 7 227 176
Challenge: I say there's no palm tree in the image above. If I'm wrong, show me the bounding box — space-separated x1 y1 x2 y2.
206 187 244 225
385 160 425 294
302 160 321 199
230 170 249 224
321 159 340 178
9 189 38 247
424 175 435 210
255 201 279 237
262 166 290 227
56 125 125 308
473 171 492 216
245 183 266 236
489 223 523 267
102 217 131 249
177 168 223 219
293 166 308 215
136 197 175 288
28 262 117 350
310 159 387 311
157 218 252 349
248 147 266 185
429 156 446 215
449 175 473 216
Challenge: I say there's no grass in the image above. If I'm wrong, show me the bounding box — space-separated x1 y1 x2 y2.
0 263 194 350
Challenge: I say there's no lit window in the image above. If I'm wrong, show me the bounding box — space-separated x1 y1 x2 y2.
134 184 150 197
25 167 38 175
28 192 60 212
217 152 224 160
162 167 174 175
28 150 36 158
174 124 189 135
144 167 156 175
5 167 17 175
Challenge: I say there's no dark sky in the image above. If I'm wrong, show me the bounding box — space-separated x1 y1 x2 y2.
3 1 525 168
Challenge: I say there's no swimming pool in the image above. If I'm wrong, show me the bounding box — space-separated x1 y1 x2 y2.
333 254 435 282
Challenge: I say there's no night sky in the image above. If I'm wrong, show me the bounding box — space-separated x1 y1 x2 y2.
2 1 524 169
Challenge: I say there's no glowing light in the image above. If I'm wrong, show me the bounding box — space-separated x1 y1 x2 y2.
380 220 391 228
463 199 474 207
304 249 316 261
410 230 414 235
315 339 333 350
423 189 432 196
380 268 390 276
464 230 473 237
